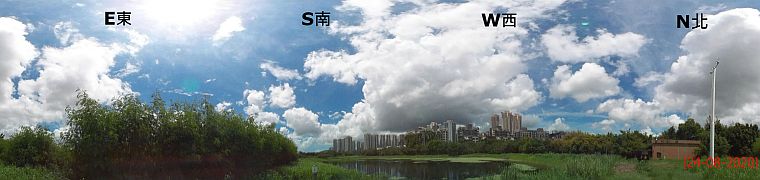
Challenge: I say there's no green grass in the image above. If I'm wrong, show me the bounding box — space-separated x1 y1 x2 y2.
254 158 384 180
0 165 63 180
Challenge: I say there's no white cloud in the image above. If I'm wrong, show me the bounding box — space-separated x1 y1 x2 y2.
645 8 760 125
255 111 280 125
115 61 141 77
611 60 630 76
52 21 82 45
17 39 135 107
541 24 647 63
591 119 616 132
596 98 683 128
0 17 37 102
0 18 141 133
242 89 282 126
303 0 561 134
269 83 296 108
547 118 570 131
243 89 265 115
550 63 620 102
260 60 302 81
211 16 245 46
283 107 321 136
215 101 231 112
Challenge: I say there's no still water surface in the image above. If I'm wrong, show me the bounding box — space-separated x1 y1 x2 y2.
331 159 509 179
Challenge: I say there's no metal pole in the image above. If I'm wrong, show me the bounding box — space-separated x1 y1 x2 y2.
710 60 719 165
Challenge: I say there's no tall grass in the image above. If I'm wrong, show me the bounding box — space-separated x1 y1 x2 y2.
0 165 63 180
479 154 631 180
254 158 384 180
481 154 760 180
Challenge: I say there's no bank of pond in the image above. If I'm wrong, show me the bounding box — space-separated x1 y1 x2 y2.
258 153 760 180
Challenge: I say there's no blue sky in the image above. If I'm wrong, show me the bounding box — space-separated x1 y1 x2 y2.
1 0 760 152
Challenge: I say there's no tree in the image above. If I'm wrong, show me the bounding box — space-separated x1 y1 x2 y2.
676 118 704 140
661 127 676 139
753 137 760 157
724 123 759 156
617 130 650 159
64 91 297 179
3 126 55 167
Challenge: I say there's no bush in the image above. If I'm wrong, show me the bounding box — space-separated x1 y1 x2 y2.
2 126 55 167
63 91 297 179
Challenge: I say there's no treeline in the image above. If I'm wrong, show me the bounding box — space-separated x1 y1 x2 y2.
660 118 760 157
326 118 760 159
322 130 652 159
0 91 297 179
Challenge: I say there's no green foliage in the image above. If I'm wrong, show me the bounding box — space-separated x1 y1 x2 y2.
0 165 63 179
254 158 384 179
724 123 760 156
753 137 760 156
678 118 706 140
3 126 55 167
63 91 297 179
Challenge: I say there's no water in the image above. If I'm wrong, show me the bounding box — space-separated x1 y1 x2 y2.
330 159 509 179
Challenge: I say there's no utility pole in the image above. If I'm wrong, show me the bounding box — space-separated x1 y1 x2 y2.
709 60 719 165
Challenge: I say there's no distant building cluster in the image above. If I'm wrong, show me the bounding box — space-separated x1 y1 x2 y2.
332 134 405 153
330 111 567 153
488 111 563 140
364 133 405 150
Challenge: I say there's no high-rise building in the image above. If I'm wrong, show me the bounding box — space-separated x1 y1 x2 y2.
501 111 511 132
362 133 403 150
490 114 500 131
444 120 457 142
500 111 522 133
512 113 522 132
332 136 356 153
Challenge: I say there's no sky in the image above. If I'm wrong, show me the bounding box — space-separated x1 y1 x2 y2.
1 0 760 152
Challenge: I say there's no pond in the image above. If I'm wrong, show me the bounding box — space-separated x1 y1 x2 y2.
329 159 512 179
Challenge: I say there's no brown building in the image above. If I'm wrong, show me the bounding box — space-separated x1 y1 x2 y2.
490 114 500 131
500 111 522 132
652 139 701 160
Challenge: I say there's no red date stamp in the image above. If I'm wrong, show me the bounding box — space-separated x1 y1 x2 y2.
684 156 760 169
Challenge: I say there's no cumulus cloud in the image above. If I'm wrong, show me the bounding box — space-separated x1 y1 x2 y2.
215 101 231 112
268 83 296 108
242 89 281 125
243 89 266 115
0 18 143 133
255 111 280 125
596 98 683 129
643 8 760 125
0 17 37 102
591 119 616 132
211 16 244 46
547 118 570 131
260 60 302 81
550 63 620 102
541 24 647 63
283 107 321 136
304 0 562 134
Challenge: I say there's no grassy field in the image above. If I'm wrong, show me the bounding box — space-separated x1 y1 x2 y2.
254 158 385 179
0 165 63 180
297 153 760 180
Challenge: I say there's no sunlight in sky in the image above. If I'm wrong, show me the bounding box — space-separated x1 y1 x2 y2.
140 0 220 27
